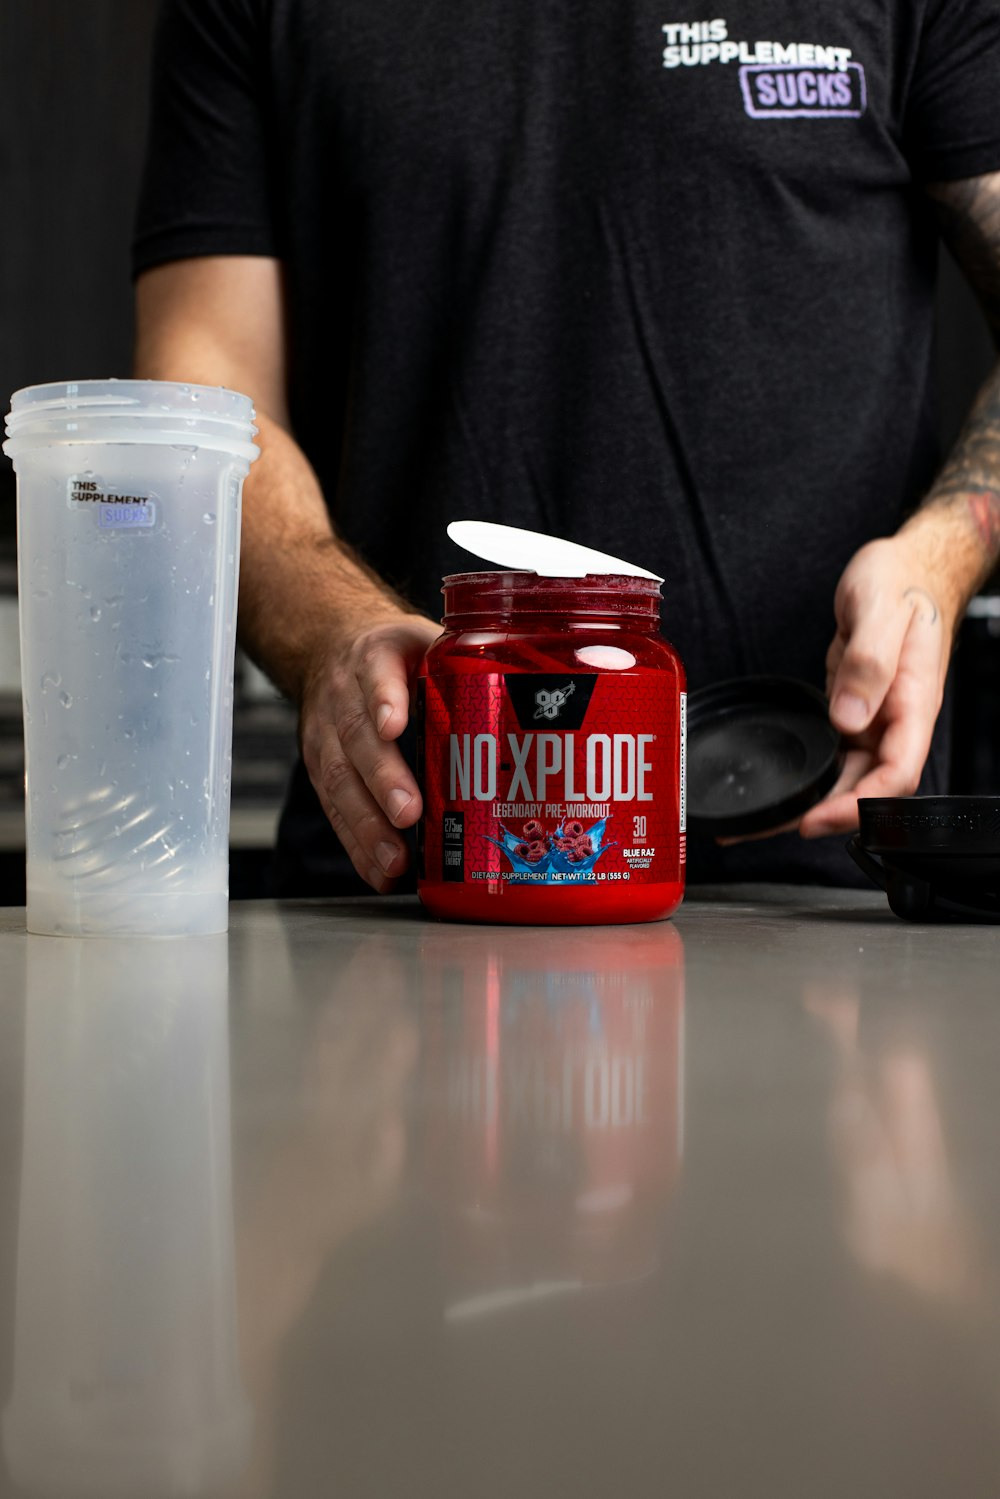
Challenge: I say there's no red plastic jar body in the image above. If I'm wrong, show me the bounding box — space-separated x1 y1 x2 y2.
417 573 687 925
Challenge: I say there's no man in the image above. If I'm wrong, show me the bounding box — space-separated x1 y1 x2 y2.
132 0 1000 895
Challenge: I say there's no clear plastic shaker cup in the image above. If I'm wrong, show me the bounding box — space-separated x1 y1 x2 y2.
2 380 259 936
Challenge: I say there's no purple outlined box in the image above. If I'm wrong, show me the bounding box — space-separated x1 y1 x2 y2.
740 61 867 120
98 501 156 529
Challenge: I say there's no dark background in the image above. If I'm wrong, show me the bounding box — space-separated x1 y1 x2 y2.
1 0 997 501
0 0 998 904
0 1 163 514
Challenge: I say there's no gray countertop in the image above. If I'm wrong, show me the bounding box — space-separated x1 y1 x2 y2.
0 887 998 1498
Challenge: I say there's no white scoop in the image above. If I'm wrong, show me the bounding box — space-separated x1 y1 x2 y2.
447 520 663 582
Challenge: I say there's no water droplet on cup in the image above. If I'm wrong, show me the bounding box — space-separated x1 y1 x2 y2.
124 728 135 740
90 606 101 622
59 692 72 708
41 672 61 691
203 512 216 525
56 755 69 770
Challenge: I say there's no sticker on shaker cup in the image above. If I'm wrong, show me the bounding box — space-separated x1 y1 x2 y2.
68 475 156 529
97 502 156 529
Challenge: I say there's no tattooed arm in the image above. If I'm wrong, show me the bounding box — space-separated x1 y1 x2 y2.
914 174 1000 570
797 171 1000 838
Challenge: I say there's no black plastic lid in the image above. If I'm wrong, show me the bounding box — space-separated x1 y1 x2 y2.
850 797 1000 922
687 677 843 837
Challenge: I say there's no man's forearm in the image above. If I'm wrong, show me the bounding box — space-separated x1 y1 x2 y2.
906 173 1000 616
900 358 1000 617
134 257 434 887
132 256 421 703
237 411 418 702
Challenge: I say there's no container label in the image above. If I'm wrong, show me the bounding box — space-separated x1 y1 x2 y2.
679 690 687 838
420 672 683 887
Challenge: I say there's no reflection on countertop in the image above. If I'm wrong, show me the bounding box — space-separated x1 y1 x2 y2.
420 925 684 1313
2 887 1000 1497
5 936 247 1497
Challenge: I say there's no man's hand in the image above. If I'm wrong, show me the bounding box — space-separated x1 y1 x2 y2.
300 615 442 891
802 171 1000 836
738 171 1000 846
798 536 956 838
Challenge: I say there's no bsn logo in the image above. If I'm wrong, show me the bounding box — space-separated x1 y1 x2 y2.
534 683 576 722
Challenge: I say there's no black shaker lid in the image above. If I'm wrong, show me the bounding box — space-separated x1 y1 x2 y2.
687 677 843 837
849 796 1000 921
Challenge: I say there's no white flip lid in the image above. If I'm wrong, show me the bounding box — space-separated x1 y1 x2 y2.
447 520 663 582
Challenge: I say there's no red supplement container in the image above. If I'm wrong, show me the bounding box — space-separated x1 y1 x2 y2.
417 572 686 925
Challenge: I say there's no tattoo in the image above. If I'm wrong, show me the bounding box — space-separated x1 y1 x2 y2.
922 174 1000 574
903 586 938 624
928 361 1000 531
924 360 1000 567
968 490 1000 552
926 173 1000 338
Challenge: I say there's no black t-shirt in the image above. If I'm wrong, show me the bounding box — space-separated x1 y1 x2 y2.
134 0 1000 890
